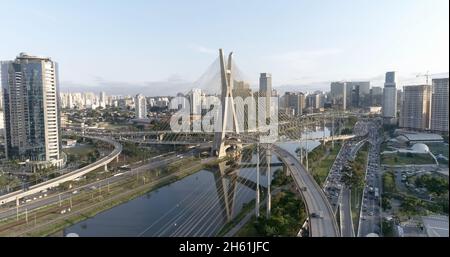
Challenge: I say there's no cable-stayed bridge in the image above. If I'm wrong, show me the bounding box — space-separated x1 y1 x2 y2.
0 49 364 237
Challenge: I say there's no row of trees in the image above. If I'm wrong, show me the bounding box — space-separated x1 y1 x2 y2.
341 143 369 190
253 191 306 237
414 174 448 196
271 169 293 187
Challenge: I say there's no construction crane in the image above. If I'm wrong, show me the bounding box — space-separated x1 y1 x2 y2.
416 71 431 85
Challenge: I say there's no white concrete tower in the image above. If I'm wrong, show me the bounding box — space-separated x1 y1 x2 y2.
212 49 240 158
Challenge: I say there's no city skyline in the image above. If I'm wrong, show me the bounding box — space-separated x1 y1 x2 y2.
0 0 448 96
0 1 448 241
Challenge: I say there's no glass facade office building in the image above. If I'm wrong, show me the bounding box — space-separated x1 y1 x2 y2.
1 53 62 164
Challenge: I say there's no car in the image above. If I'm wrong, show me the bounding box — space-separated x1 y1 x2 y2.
368 212 374 216
311 213 321 218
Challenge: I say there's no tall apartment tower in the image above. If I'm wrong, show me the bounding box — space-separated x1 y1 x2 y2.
135 93 147 119
99 91 107 107
400 85 432 130
1 53 63 167
188 88 203 115
284 92 305 116
430 78 449 132
383 72 397 123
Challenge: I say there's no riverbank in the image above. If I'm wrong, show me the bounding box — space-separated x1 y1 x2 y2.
226 169 307 237
0 157 211 237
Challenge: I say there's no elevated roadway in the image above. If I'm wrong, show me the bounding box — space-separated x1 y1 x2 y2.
272 145 340 237
0 136 122 206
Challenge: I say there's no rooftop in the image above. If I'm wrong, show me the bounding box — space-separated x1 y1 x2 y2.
395 130 444 142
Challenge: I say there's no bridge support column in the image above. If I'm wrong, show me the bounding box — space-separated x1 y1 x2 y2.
116 156 119 163
266 147 271 218
16 197 19 221
331 116 335 149
299 146 303 165
284 165 290 176
255 143 260 218
104 164 108 172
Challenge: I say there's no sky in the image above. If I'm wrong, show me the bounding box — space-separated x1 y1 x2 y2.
0 0 448 95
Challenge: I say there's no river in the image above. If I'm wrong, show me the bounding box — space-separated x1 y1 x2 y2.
64 127 330 237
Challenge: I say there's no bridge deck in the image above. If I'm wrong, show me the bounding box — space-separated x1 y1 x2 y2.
272 145 340 237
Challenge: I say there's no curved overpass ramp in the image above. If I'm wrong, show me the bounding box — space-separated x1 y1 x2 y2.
272 145 340 237
0 136 122 206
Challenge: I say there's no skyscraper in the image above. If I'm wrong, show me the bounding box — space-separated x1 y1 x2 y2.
400 85 431 130
346 81 370 107
430 78 449 132
188 88 203 115
259 73 273 117
330 82 346 110
397 89 403 115
351 85 360 108
135 93 147 119
233 80 252 98
259 73 272 97
383 71 397 122
99 91 107 107
370 87 383 106
1 53 63 168
306 93 321 110
284 92 305 116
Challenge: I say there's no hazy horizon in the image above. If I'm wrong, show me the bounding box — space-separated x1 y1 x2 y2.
1 0 449 96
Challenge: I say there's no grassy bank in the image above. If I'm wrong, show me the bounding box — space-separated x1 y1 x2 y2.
308 142 342 186
381 152 436 166
0 159 208 237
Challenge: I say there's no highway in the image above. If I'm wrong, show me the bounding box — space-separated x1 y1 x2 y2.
357 128 383 237
272 145 340 237
338 139 368 237
0 136 122 206
339 188 355 237
0 152 194 221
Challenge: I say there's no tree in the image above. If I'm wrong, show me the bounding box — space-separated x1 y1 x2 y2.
382 196 392 210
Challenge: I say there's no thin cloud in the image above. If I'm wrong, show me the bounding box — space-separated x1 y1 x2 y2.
189 45 217 55
267 48 343 60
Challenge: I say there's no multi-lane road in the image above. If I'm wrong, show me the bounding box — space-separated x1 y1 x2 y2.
358 127 383 237
340 188 355 237
0 136 122 206
272 145 340 237
0 151 194 222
